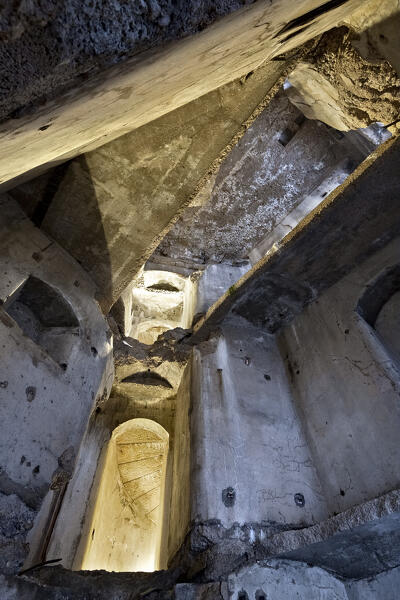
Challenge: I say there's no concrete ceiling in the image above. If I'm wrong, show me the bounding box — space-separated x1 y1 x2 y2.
192 135 400 339
154 91 367 266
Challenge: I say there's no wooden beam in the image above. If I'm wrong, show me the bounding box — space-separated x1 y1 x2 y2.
0 0 363 189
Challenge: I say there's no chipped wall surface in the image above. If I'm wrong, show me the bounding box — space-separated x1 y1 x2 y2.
193 135 400 341
0 197 113 573
0 0 257 124
157 92 366 265
286 28 400 131
279 237 400 515
191 315 327 528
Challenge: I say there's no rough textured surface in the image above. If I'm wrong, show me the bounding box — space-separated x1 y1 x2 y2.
0 493 34 575
0 0 256 123
344 0 400 78
190 316 327 530
0 197 113 570
15 60 287 312
156 92 366 265
346 565 400 599
287 27 400 130
192 135 400 340
43 328 192 571
279 239 400 515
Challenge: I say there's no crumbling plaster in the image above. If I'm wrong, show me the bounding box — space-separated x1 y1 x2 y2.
156 91 367 266
286 27 400 131
192 134 400 342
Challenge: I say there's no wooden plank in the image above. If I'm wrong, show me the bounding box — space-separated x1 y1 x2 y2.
0 0 363 189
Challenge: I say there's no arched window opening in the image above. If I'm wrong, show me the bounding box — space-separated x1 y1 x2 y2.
5 275 79 367
80 419 169 573
357 265 400 363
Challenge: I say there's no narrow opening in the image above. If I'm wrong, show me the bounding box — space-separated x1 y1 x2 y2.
278 127 296 147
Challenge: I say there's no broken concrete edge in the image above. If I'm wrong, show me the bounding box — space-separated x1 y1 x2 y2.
13 487 399 595
191 133 399 342
268 487 400 557
169 488 400 582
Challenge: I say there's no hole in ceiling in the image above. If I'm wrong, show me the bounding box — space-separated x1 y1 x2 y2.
147 282 180 292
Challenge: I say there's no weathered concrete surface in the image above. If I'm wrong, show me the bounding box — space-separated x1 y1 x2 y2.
0 493 34 575
0 0 257 124
344 0 400 78
270 489 400 578
0 197 113 573
346 565 400 599
228 560 348 599
0 197 113 502
156 92 366 266
192 134 400 340
195 264 250 320
1 567 181 600
25 60 288 312
191 315 327 529
286 27 400 131
0 0 366 188
279 238 400 515
170 489 400 582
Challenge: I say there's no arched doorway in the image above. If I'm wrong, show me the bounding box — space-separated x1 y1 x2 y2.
79 419 169 572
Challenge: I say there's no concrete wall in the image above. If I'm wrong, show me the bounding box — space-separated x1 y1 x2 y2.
195 264 250 319
31 60 286 312
48 343 191 571
158 92 367 266
0 196 113 572
0 196 113 505
279 237 400 516
191 314 327 529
